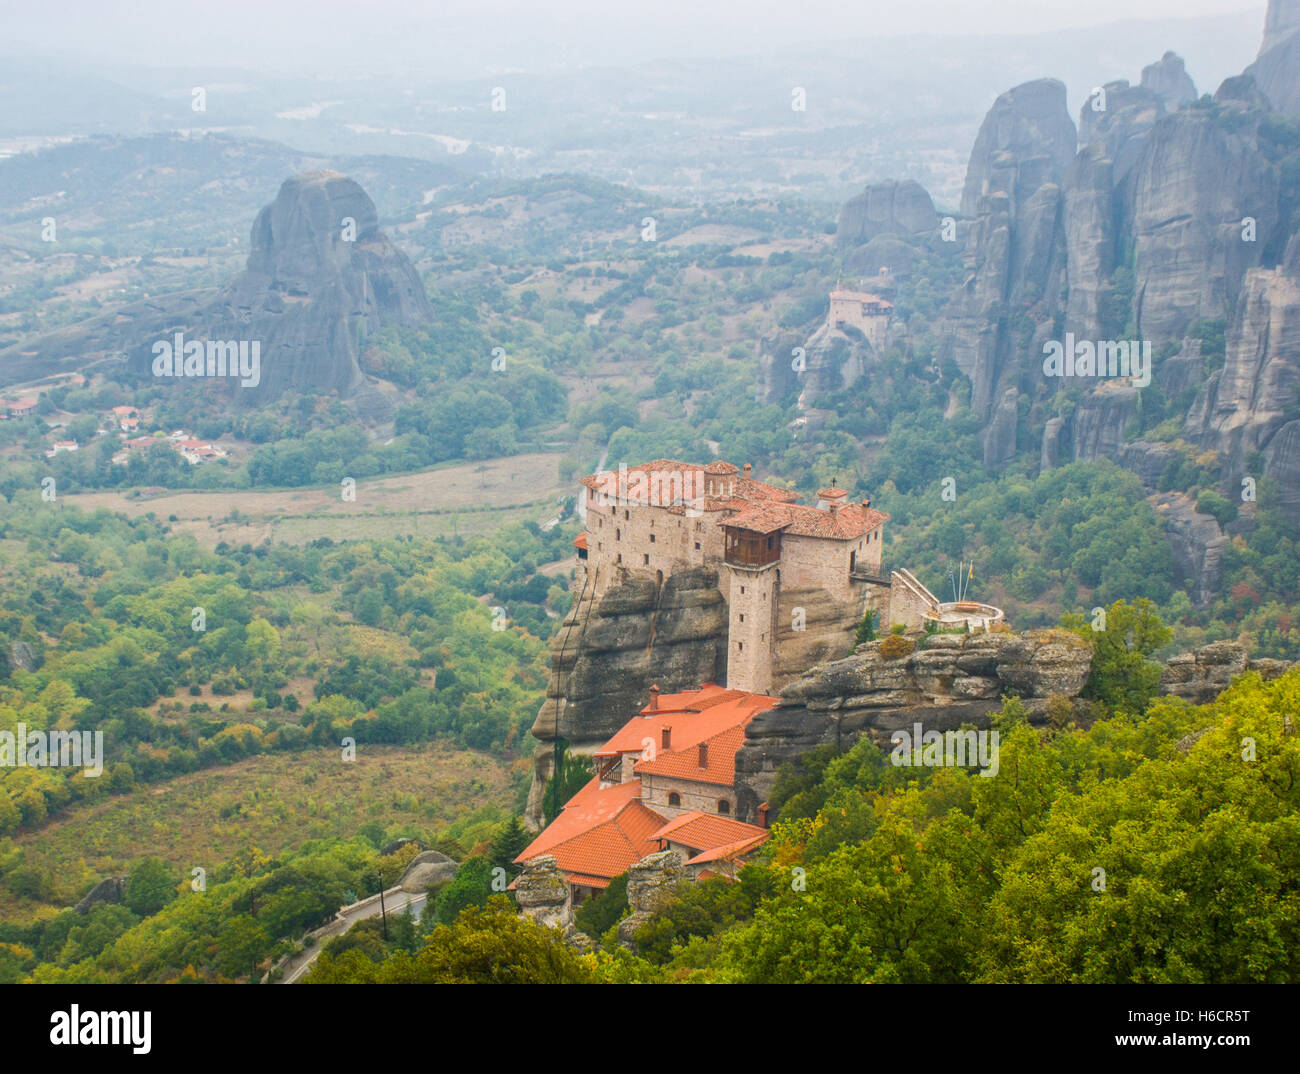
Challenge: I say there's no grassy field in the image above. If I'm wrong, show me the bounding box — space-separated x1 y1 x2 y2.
60 451 572 548
0 743 527 922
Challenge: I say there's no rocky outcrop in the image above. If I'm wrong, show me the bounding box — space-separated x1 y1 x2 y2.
525 567 729 828
179 171 432 408
75 876 127 915
397 850 459 893
1140 51 1198 111
734 628 1092 821
836 179 938 274
616 851 684 951
514 855 576 933
1129 86 1279 342
1249 0 1300 114
940 79 1075 467
1072 383 1139 462
1151 492 1230 604
2 172 432 414
1183 234 1300 524
1160 641 1292 704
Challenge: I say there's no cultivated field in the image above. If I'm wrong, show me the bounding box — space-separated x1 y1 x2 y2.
60 451 572 548
0 742 524 921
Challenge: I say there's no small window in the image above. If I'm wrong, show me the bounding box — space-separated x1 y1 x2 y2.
740 586 746 595
616 529 621 541
738 641 744 651
643 554 650 565
624 509 629 520
668 792 681 807
717 800 730 815
650 533 656 543
739 613 745 623
694 542 701 550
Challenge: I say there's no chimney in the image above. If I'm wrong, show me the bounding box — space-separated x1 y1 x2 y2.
742 463 752 479
662 726 671 750
698 742 708 768
757 802 770 828
648 684 660 711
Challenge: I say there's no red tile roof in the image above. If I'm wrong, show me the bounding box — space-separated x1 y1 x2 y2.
644 806 764 858
685 834 768 866
573 531 588 551
580 459 800 507
515 777 667 884
594 684 777 792
722 499 890 541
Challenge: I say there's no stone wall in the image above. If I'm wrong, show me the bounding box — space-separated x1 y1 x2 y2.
640 772 734 820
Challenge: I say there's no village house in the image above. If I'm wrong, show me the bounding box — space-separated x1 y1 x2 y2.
44 440 79 458
515 684 776 902
1 399 38 420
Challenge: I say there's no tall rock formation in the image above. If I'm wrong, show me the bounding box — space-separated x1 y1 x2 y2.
1129 80 1279 343
173 171 434 408
1184 234 1300 523
1140 51 1198 111
940 78 1076 467
1260 0 1300 52
1 172 433 415
525 567 729 828
835 179 938 276
1247 0 1300 114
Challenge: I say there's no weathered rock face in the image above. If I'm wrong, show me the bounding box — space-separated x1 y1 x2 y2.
1183 234 1300 524
75 877 127 915
525 567 729 828
1151 491 1230 605
940 79 1075 467
1071 383 1139 462
514 856 575 932
1260 0 1300 53
734 629 1093 821
616 851 684 951
1160 641 1292 703
397 850 459 894
1249 30 1300 115
1250 0 1300 114
0 171 434 407
1140 51 1198 111
187 171 434 407
1129 91 1279 342
836 180 938 273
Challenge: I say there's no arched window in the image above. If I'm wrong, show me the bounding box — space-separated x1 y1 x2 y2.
717 799 730 815
668 792 681 807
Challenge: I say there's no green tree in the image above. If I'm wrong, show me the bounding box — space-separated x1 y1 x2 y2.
124 858 175 917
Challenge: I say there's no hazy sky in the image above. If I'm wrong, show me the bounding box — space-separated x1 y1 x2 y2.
0 0 1267 74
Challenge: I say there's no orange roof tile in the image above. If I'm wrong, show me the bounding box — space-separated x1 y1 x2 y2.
722 499 888 541
573 531 588 550
685 834 768 866
515 777 667 884
649 810 768 848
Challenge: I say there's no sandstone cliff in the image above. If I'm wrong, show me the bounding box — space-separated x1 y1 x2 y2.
2 172 432 414
525 567 729 828
1183 234 1300 523
939 79 1075 467
1248 0 1300 114
733 628 1092 821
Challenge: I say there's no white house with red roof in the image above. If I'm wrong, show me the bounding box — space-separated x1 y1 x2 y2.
516 683 776 902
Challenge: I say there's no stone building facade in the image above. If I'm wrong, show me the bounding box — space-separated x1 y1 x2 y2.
577 460 892 694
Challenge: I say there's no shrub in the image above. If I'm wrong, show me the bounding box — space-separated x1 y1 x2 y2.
878 635 915 660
